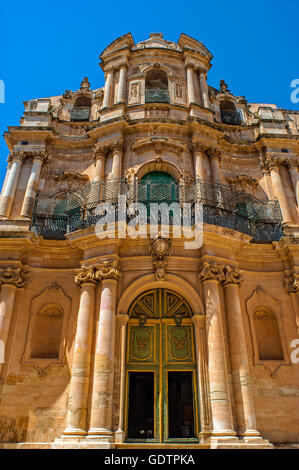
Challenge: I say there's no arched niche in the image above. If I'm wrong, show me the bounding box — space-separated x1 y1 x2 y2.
22 282 71 375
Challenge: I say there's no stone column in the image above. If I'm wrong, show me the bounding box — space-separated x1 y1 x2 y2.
192 314 212 441
285 160 299 207
0 266 29 375
0 164 12 197
102 68 114 109
115 313 129 443
94 149 106 183
20 152 46 218
199 70 210 109
199 262 237 440
0 151 24 218
62 266 98 438
116 64 127 104
207 148 222 185
111 143 124 180
285 274 299 335
186 64 197 106
260 154 293 224
87 261 120 442
191 143 209 201
222 265 262 440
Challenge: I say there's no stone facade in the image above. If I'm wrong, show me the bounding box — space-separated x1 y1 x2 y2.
0 32 299 449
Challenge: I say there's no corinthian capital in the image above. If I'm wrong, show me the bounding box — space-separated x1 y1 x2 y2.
94 145 109 161
206 147 221 161
190 142 209 156
285 274 299 293
221 265 243 286
32 150 49 163
95 260 121 281
7 150 25 164
283 158 299 170
199 261 225 283
75 265 100 287
111 142 125 154
259 153 280 173
0 265 29 288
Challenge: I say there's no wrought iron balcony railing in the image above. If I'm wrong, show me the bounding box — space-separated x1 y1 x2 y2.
145 89 170 104
70 107 91 121
30 179 283 243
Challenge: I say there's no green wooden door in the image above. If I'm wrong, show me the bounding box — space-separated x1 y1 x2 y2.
125 289 199 443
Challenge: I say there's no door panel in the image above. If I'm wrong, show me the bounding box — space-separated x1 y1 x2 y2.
125 289 199 442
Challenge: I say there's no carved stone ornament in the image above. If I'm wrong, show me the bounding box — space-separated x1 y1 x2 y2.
226 175 258 193
285 274 299 293
75 261 121 287
222 265 243 286
199 261 225 283
7 150 49 165
7 150 25 164
80 77 90 91
54 170 89 189
150 237 171 281
0 265 29 288
259 153 280 173
190 142 209 156
205 147 221 161
219 80 230 94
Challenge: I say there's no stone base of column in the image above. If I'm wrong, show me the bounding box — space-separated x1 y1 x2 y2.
114 430 126 443
86 428 114 443
210 438 273 449
60 428 87 440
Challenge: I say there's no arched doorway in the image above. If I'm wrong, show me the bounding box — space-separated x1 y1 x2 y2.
125 288 199 443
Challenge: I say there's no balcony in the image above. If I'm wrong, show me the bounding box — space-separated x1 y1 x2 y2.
145 89 170 104
70 107 91 122
221 109 241 126
30 179 283 242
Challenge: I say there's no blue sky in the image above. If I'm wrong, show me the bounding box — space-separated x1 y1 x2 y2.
0 0 298 187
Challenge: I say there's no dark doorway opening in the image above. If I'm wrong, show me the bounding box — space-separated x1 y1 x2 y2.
168 371 195 438
127 372 155 439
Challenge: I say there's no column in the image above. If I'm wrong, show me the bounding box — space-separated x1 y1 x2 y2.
116 64 127 104
111 143 124 180
102 68 114 109
199 262 237 439
0 164 12 197
62 266 98 438
186 64 197 106
285 274 299 335
20 153 44 218
0 266 29 375
199 70 210 109
87 261 120 442
191 143 209 201
0 152 24 218
286 160 299 207
261 154 293 224
94 150 106 183
192 314 212 441
222 266 262 440
208 149 222 185
115 313 129 443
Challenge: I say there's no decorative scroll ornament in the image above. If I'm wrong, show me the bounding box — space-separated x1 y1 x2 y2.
75 265 100 287
95 260 121 281
285 274 299 293
199 261 225 283
75 261 121 286
222 265 243 286
150 237 171 281
0 265 29 288
259 153 280 173
226 175 258 193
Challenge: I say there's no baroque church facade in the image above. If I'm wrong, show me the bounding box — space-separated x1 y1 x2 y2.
0 32 299 449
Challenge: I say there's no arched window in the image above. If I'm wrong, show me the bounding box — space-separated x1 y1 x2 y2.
145 70 169 103
253 305 284 361
31 304 64 359
138 171 179 204
220 100 240 125
70 96 92 121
